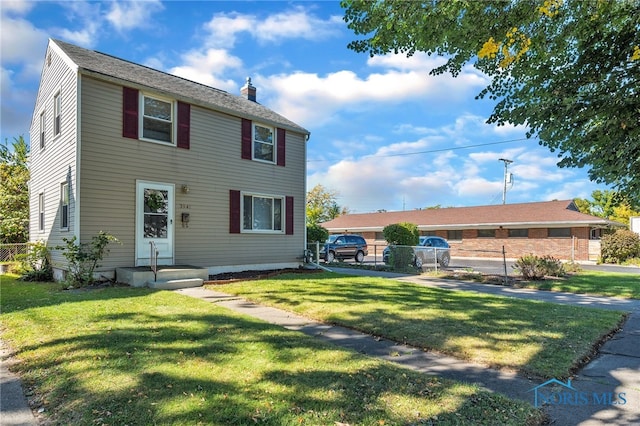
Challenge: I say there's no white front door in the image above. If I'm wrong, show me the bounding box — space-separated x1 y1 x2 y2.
136 181 174 266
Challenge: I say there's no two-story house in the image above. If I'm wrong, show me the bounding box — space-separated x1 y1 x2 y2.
29 39 310 285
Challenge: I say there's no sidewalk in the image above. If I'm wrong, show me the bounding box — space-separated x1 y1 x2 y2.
0 341 37 426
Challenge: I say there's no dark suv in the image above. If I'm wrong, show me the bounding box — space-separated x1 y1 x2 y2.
322 234 368 263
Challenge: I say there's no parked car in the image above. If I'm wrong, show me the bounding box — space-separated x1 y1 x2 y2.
322 234 368 263
383 236 451 267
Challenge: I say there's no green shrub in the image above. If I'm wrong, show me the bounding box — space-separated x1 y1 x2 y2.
306 223 329 243
388 245 418 272
384 223 419 272
539 255 565 277
55 232 119 287
601 229 640 264
513 254 565 280
16 241 53 282
383 222 419 246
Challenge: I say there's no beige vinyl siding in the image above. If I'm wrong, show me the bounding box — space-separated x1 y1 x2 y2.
28 44 78 270
79 76 306 271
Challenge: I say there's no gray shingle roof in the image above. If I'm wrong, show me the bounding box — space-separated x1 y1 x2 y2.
51 39 309 135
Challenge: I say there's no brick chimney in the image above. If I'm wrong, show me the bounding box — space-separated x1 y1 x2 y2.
241 77 256 102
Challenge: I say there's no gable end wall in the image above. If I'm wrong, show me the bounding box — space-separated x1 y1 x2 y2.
28 44 79 274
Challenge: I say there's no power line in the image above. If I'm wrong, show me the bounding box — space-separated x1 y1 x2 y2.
307 137 530 163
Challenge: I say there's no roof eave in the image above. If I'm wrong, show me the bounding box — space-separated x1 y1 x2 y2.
323 220 622 232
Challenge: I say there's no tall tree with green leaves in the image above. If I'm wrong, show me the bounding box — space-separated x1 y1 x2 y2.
574 190 640 226
342 0 640 203
1 136 30 243
306 184 348 225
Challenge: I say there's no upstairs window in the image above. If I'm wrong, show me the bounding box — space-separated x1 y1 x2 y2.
39 111 46 149
241 119 285 166
253 123 274 162
122 88 190 148
53 92 61 136
142 95 173 143
60 182 69 229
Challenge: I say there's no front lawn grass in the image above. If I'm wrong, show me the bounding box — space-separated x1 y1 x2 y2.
0 275 545 425
517 270 640 299
214 272 625 379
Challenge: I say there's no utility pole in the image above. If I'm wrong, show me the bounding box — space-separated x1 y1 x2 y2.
498 158 513 204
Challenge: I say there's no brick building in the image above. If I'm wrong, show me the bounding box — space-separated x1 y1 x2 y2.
320 200 624 262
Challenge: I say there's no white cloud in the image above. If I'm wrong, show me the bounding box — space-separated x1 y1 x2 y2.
544 181 598 201
305 111 565 212
0 0 34 15
0 15 48 70
169 48 243 92
203 12 253 48
53 1 103 48
253 8 342 43
203 7 342 48
260 52 490 127
1 67 34 139
455 177 503 198
106 0 164 32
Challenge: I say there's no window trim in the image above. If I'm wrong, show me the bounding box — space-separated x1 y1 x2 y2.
53 91 61 137
38 192 45 232
252 122 276 164
60 182 69 230
241 192 285 234
139 92 175 146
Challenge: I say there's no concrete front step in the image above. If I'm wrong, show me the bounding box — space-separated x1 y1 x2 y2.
148 278 204 290
116 265 208 288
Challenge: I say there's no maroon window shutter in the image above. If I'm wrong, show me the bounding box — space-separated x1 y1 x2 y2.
229 190 241 234
285 196 294 235
277 128 286 167
177 101 190 149
241 118 252 159
122 87 139 139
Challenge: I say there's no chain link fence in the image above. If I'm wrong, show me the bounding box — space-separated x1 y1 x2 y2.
0 243 29 262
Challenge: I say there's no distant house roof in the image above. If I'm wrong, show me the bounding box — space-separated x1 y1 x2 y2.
49 39 309 135
320 200 624 232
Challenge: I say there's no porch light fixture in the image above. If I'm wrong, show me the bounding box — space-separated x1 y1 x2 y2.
182 185 190 194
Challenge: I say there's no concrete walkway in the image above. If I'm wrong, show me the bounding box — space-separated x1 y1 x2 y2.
0 341 37 426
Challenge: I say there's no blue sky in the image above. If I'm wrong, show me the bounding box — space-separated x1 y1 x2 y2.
1 0 608 213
